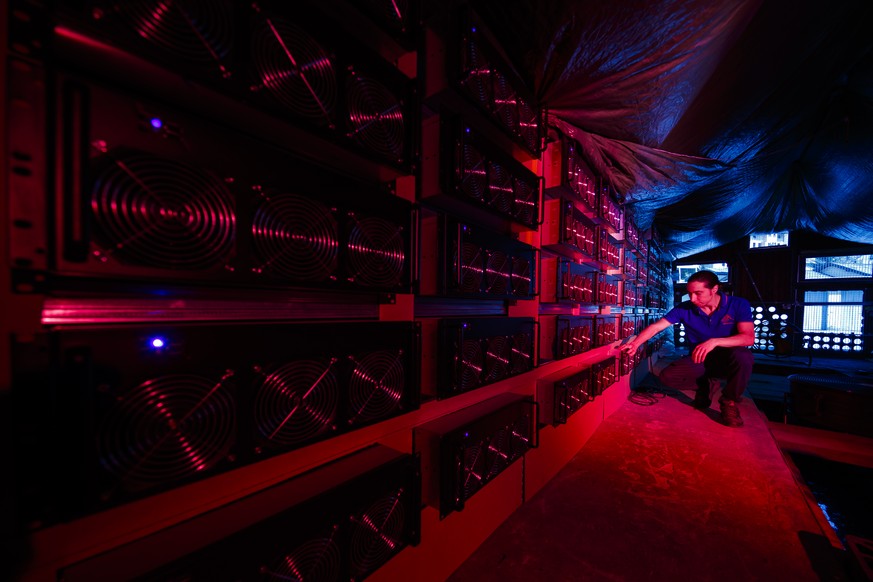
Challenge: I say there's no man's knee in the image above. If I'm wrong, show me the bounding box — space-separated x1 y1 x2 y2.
658 357 704 390
729 347 754 367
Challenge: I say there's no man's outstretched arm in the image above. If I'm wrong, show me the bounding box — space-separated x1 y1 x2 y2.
618 317 672 354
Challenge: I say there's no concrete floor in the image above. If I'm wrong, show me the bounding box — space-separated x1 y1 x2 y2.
448 383 851 581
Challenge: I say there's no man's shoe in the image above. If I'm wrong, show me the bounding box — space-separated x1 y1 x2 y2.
719 398 744 428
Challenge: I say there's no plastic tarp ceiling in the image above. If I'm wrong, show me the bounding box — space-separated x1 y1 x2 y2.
472 0 873 258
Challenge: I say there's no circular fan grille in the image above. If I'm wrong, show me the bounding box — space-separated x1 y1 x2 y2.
512 177 537 227
580 227 596 255
253 360 338 448
91 153 235 269
484 335 511 384
462 444 485 499
117 0 233 68
459 142 487 200
509 414 532 459
493 70 519 131
510 332 532 374
350 490 407 577
251 17 336 126
563 215 578 246
561 327 575 357
456 338 483 392
263 537 342 582
570 274 589 302
568 380 590 411
346 74 405 162
561 270 573 299
487 161 513 215
252 193 339 281
455 242 485 293
486 429 509 479
571 326 590 354
461 39 492 106
484 250 510 295
347 216 406 288
348 351 405 424
585 274 598 299
98 374 236 491
517 97 539 152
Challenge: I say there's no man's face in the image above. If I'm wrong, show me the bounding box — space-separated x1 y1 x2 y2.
688 281 719 309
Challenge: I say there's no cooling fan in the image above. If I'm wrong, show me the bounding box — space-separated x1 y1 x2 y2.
455 338 484 392
346 215 406 288
563 213 579 247
571 325 591 354
578 275 594 303
563 380 589 417
510 256 531 297
457 140 487 201
484 429 509 480
250 13 337 127
261 536 342 582
251 192 339 281
566 155 581 193
90 151 236 270
585 273 599 301
560 326 576 357
565 273 589 303
461 444 485 500
509 332 532 374
511 176 538 227
460 37 493 106
97 373 236 495
345 72 406 163
106 0 234 74
484 250 510 295
492 70 519 134
486 160 513 215
454 241 485 293
577 225 596 256
349 488 408 578
483 335 511 384
561 269 574 300
517 97 539 153
507 414 532 459
347 350 406 425
252 359 339 449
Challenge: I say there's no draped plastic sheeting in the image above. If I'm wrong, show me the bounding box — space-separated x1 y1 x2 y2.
472 0 873 258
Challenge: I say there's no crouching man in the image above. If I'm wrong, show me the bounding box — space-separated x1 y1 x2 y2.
620 270 755 427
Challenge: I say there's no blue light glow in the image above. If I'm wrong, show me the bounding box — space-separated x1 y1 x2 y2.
150 337 166 349
150 117 163 130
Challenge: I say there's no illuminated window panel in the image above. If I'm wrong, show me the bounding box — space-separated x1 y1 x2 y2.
749 231 789 249
803 255 873 280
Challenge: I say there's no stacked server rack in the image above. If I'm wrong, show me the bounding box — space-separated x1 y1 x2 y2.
3 2 677 580
5 0 428 580
57 445 421 582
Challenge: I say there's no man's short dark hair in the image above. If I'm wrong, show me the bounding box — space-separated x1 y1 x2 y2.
687 270 720 289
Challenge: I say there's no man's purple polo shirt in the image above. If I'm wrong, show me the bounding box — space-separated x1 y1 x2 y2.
664 293 753 348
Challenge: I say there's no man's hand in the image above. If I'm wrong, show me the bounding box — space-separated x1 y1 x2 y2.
618 340 637 354
691 338 719 363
